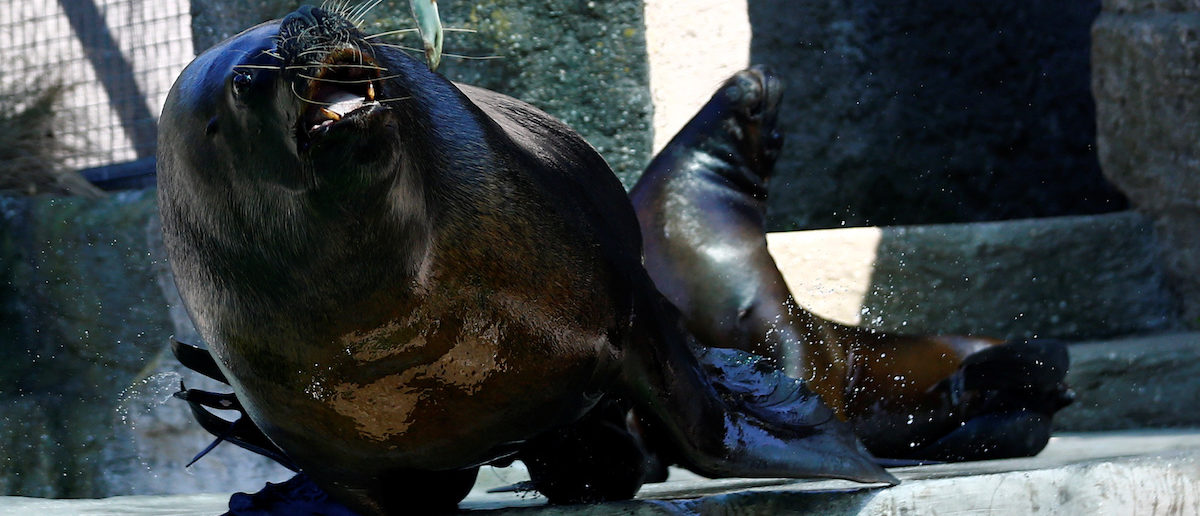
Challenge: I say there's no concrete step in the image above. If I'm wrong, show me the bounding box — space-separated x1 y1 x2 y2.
767 210 1179 340
4 430 1198 515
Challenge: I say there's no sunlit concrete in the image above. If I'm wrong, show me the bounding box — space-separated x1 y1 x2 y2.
4 430 1199 515
643 0 752 153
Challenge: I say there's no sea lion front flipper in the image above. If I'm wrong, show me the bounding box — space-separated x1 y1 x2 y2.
170 340 298 470
623 291 897 485
171 339 229 384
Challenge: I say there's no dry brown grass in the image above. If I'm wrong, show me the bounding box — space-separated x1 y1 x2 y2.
0 82 103 198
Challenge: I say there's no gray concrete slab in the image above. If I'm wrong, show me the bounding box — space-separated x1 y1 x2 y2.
4 430 1199 515
768 211 1177 340
1058 332 1200 431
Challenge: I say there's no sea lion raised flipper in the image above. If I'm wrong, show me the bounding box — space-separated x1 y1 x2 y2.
631 66 1073 462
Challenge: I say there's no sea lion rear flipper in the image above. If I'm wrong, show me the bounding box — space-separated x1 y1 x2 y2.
623 291 897 485
914 338 1074 461
956 338 1071 396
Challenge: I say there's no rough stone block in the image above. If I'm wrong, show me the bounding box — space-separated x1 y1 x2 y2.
1093 10 1200 327
1056 332 1200 431
769 211 1178 340
745 0 1125 231
0 192 289 498
1103 0 1200 13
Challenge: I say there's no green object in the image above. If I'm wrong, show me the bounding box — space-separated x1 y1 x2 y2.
409 0 443 70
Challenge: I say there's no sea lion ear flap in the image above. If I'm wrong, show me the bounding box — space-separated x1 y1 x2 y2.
620 286 898 485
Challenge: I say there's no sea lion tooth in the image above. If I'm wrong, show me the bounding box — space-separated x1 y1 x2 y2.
319 107 342 121
366 81 375 101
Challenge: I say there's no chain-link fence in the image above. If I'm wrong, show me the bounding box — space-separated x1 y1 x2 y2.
0 0 193 188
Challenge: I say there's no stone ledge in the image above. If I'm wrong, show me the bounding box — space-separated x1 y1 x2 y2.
767 211 1178 340
5 430 1198 515
1057 332 1200 431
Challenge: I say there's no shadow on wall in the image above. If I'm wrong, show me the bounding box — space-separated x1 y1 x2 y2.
747 0 1128 232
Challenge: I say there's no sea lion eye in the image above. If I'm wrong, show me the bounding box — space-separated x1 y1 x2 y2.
232 71 253 96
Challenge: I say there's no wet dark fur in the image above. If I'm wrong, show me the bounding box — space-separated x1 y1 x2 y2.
159 7 893 514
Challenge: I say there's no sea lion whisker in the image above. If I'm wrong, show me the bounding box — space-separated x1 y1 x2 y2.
342 0 375 25
298 72 401 84
370 42 501 61
285 63 388 72
364 27 476 40
344 0 367 20
443 52 505 61
353 0 385 23
288 81 394 107
363 28 419 40
372 42 424 55
234 64 284 71
289 82 336 106
296 46 338 58
374 42 422 57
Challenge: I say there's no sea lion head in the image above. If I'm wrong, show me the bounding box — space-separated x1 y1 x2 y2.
157 6 457 372
157 6 436 208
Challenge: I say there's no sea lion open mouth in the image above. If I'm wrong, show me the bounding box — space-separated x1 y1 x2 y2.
295 49 384 149
279 20 386 151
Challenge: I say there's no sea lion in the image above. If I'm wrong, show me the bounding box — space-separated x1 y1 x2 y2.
630 67 1074 462
157 6 895 514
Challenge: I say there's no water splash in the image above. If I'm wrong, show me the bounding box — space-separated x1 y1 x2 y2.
115 371 182 430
